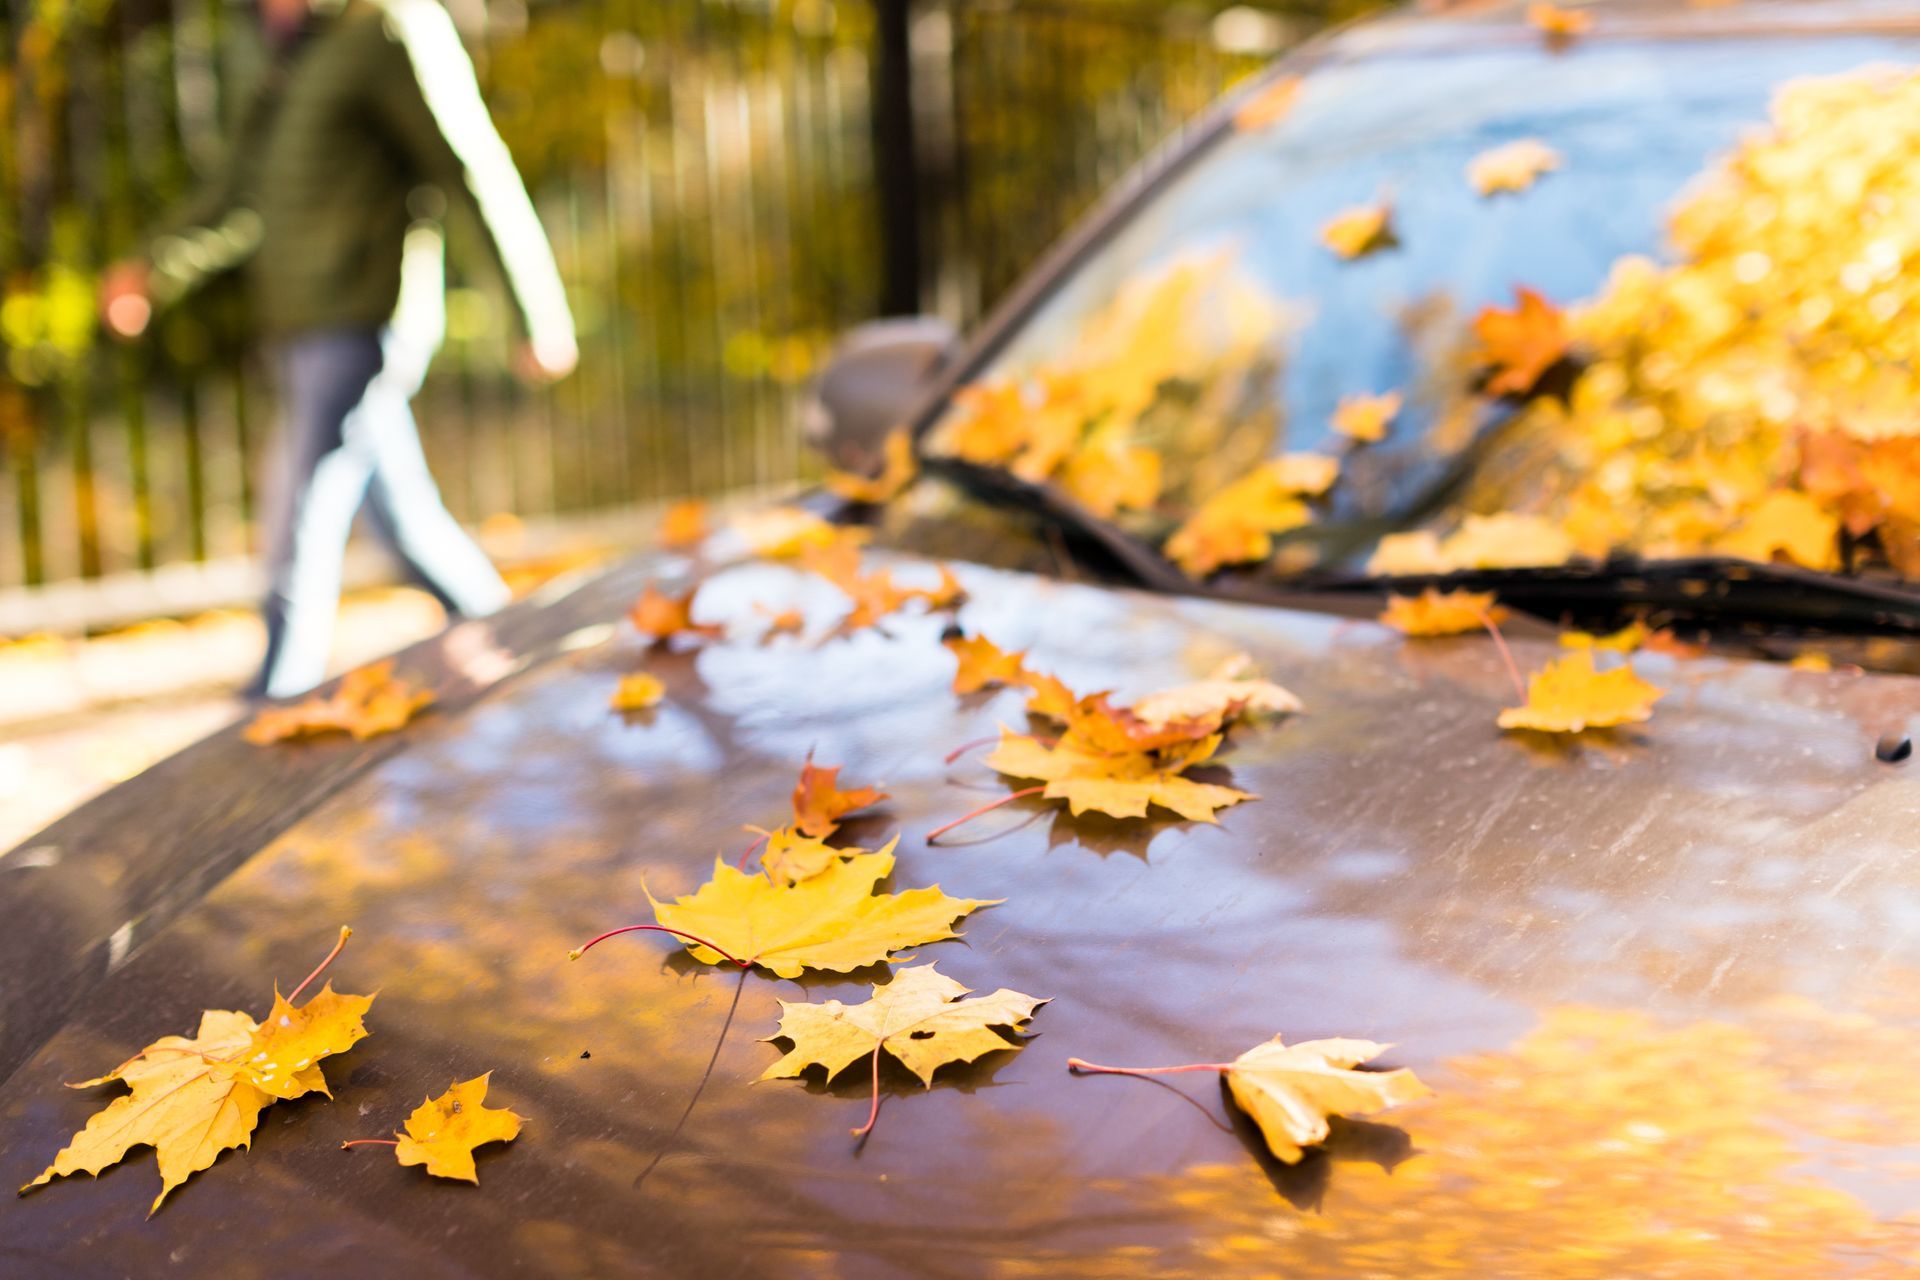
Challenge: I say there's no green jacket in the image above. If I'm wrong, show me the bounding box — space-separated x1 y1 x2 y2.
150 0 574 361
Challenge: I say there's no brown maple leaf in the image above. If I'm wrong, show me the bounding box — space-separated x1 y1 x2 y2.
244 660 432 744
629 584 722 645
793 752 888 839
1472 286 1570 397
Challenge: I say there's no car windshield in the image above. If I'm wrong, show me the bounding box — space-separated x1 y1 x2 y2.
918 17 1920 594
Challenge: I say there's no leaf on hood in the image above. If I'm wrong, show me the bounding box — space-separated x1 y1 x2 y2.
629 585 722 645
1560 620 1650 653
1468 139 1562 196
1472 286 1570 397
792 753 887 839
23 931 370 1215
1321 203 1396 260
1527 2 1593 41
610 672 665 711
657 498 709 550
1498 651 1665 733
1232 75 1301 133
389 1074 523 1184
244 660 432 744
762 964 1046 1087
646 841 997 978
735 506 866 560
756 825 854 887
1129 654 1303 728
1225 1036 1432 1164
945 633 1034 695
986 730 1251 823
1380 589 1506 637
1331 391 1401 444
826 427 919 505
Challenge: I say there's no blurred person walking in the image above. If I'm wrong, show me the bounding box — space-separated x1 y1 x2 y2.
102 0 576 697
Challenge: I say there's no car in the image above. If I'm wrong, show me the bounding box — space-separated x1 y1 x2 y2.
10 1 1920 1274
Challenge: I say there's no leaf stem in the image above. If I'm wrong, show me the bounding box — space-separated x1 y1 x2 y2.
926 785 1047 843
1065 1057 1237 1077
1473 606 1528 702
851 1043 884 1140
287 926 353 1004
339 1138 400 1150
735 826 772 870
569 923 752 969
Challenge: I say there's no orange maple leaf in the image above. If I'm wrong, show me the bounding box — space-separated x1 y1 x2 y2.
1233 75 1301 133
1472 286 1570 397
657 499 709 550
793 753 888 839
826 427 919 505
629 584 723 645
946 633 1033 695
1332 392 1402 444
1527 2 1593 41
1380 589 1507 637
244 661 432 744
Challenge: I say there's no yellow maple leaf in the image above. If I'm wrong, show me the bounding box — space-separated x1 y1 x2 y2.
657 498 708 550
1058 437 1163 518
1527 1 1593 40
1232 74 1301 133
1560 620 1650 653
1380 589 1507 637
1472 286 1570 397
735 506 864 559
986 730 1252 823
1225 1036 1432 1164
1331 391 1402 444
639 841 995 978
1129 654 1303 728
390 1074 523 1184
1441 512 1575 569
1467 138 1563 196
762 963 1045 1090
244 660 432 744
23 929 369 1215
826 427 919 505
1321 203 1396 260
1165 455 1335 576
755 825 850 887
1715 490 1841 571
610 672 664 711
1022 669 1080 723
1498 651 1665 733
1367 530 1451 577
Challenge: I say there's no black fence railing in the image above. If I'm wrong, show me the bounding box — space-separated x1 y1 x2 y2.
0 0 1329 598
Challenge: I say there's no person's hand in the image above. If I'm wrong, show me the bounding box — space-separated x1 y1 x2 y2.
515 334 578 384
100 260 153 339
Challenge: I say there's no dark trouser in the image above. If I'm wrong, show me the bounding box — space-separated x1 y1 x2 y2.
255 328 508 697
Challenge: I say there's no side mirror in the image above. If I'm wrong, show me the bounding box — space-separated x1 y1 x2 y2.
804 316 959 473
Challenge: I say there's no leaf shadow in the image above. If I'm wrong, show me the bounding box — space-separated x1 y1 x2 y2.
1044 809 1187 861
1218 1076 1416 1212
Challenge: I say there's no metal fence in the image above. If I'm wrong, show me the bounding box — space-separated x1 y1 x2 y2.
0 0 1311 598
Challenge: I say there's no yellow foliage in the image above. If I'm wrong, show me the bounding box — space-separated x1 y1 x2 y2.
1498 651 1665 733
1380 589 1506 637
391 1074 523 1184
1467 138 1562 196
1321 203 1395 260
1331 391 1401 444
610 672 664 711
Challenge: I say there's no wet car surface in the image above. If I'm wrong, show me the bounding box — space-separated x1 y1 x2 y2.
14 0 1920 1274
9 550 1920 1275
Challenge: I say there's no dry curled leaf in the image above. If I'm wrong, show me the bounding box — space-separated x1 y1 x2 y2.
658 498 709 550
1332 392 1402 444
1472 286 1570 397
1380 589 1506 637
244 660 432 744
628 585 722 645
388 1074 523 1184
792 754 887 839
610 672 664 712
23 930 370 1215
643 841 996 978
826 427 919 505
764 966 1043 1087
1321 203 1396 260
1499 651 1665 733
1467 138 1562 196
1130 654 1303 728
1225 1036 1432 1164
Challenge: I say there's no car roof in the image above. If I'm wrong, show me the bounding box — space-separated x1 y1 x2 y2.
6 550 1920 1273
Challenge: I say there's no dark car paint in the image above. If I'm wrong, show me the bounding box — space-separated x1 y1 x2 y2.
6 549 1920 1275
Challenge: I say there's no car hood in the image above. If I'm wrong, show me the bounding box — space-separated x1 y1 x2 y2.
6 550 1920 1275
